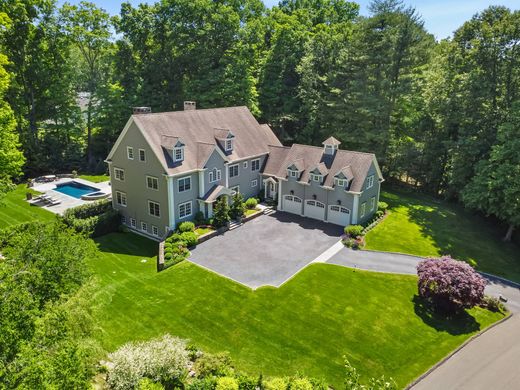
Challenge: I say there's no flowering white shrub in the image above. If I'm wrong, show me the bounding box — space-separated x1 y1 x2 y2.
107 334 190 389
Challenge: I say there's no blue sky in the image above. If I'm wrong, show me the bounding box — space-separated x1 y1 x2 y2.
58 0 519 39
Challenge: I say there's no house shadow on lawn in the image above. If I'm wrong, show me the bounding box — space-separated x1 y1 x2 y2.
94 232 158 258
412 295 481 335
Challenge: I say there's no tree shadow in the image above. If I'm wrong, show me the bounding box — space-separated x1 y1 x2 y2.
412 295 481 335
94 232 158 258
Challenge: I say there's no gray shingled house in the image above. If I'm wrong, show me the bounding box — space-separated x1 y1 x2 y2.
106 103 383 238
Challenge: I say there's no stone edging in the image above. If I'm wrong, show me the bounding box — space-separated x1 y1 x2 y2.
157 240 165 272
404 313 513 389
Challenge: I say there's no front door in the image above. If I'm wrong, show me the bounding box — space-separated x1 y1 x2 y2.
267 181 277 199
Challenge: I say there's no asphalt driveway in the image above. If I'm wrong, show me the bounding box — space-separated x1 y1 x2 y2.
189 212 343 289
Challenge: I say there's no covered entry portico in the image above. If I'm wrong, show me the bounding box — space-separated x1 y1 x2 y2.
263 177 278 200
198 185 235 219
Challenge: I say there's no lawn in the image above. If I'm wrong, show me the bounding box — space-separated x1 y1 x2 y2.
365 189 520 282
195 226 215 236
0 184 55 229
79 174 110 183
244 208 261 217
88 232 503 388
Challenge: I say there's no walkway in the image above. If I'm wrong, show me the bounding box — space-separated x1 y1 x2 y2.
327 247 520 313
410 314 520 390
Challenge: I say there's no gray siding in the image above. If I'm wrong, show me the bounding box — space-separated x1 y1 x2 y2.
172 172 200 227
110 122 169 237
357 162 380 224
227 155 267 200
203 150 226 192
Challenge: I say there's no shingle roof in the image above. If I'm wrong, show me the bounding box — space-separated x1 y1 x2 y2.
132 106 281 175
310 162 328 176
337 165 353 180
268 144 375 193
199 185 235 203
322 136 341 146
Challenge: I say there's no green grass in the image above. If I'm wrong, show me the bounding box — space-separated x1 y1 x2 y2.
195 227 215 236
365 189 520 282
0 185 55 229
244 208 261 216
88 232 503 388
79 174 110 183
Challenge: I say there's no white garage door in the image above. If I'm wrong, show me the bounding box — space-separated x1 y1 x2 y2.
328 205 351 226
304 200 325 221
283 195 302 215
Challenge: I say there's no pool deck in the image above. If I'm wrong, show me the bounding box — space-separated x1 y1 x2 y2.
30 177 111 215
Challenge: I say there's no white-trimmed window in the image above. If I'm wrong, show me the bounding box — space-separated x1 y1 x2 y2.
130 218 136 228
370 196 376 211
178 176 191 192
230 185 240 194
146 176 158 190
360 202 366 218
229 164 239 178
152 225 159 236
209 171 214 182
243 161 248 169
121 216 126 224
174 147 184 162
114 168 125 181
311 174 321 182
366 175 375 189
127 146 134 160
209 169 222 182
251 179 258 187
178 201 192 219
288 169 298 178
335 178 346 187
225 139 233 151
139 149 146 162
141 221 147 231
251 159 260 171
116 191 127 207
148 201 160 217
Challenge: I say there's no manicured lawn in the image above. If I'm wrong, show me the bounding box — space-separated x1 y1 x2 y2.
88 232 503 388
195 226 215 236
365 189 520 282
79 174 110 183
244 208 261 216
0 185 55 229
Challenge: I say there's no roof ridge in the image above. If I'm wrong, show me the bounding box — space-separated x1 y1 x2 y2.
291 143 375 156
132 106 248 118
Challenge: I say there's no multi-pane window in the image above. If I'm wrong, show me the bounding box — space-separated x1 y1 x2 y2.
335 178 346 187
229 164 239 178
130 218 136 228
209 169 222 183
225 140 233 151
114 168 125 181
251 159 260 171
147 176 158 190
141 221 147 231
127 147 134 159
148 201 160 217
370 196 376 211
366 175 375 189
178 177 191 192
288 169 298 178
152 225 159 236
178 201 192 218
116 191 127 206
243 161 248 169
139 149 146 162
121 216 126 224
251 179 258 187
360 202 366 218
311 174 321 182
174 147 184 162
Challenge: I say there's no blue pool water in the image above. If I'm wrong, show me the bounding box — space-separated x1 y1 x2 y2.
54 181 99 199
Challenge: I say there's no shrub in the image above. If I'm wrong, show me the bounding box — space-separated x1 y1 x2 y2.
375 210 384 218
213 197 230 227
194 211 205 226
236 374 257 390
188 377 218 390
342 236 365 250
377 201 388 212
107 335 189 389
164 253 173 261
138 378 165 390
194 352 234 378
263 377 288 390
344 225 363 238
244 198 258 209
417 256 486 313
178 221 195 232
481 296 507 313
179 231 198 247
62 200 120 238
230 193 245 219
216 377 239 390
63 200 112 220
289 378 312 390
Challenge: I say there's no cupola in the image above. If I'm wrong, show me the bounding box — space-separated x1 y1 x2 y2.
322 136 341 155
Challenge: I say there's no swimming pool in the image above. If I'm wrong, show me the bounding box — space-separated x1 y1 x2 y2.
54 181 100 199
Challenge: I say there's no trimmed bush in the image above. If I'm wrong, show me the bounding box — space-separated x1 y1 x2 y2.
289 378 312 390
344 225 364 237
378 201 389 212
481 296 507 313
244 198 258 210
62 202 120 238
194 211 205 226
194 352 234 378
178 221 195 232
417 256 486 313
263 377 288 390
179 231 198 247
375 210 384 218
138 378 165 390
230 193 245 219
213 197 230 227
216 377 239 390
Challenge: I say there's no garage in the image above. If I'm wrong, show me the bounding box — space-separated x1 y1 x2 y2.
304 200 325 221
283 195 302 215
328 205 350 226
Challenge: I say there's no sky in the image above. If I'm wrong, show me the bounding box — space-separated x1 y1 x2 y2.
57 0 519 39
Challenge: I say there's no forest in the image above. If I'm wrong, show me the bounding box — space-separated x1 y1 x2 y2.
0 0 519 239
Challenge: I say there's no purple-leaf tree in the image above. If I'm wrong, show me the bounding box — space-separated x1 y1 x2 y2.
417 256 486 313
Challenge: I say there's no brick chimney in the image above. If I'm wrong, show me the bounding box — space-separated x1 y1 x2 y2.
184 101 196 111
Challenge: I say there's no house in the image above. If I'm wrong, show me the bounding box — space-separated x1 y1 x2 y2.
106 103 383 238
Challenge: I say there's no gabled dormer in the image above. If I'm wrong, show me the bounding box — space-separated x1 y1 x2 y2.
322 136 341 155
334 166 353 190
309 162 328 185
214 128 235 154
161 135 185 163
287 158 304 180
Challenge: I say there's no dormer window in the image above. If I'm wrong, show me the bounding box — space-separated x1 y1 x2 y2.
288 169 299 178
174 147 184 162
322 136 341 155
311 174 322 183
335 178 347 187
225 139 233 151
